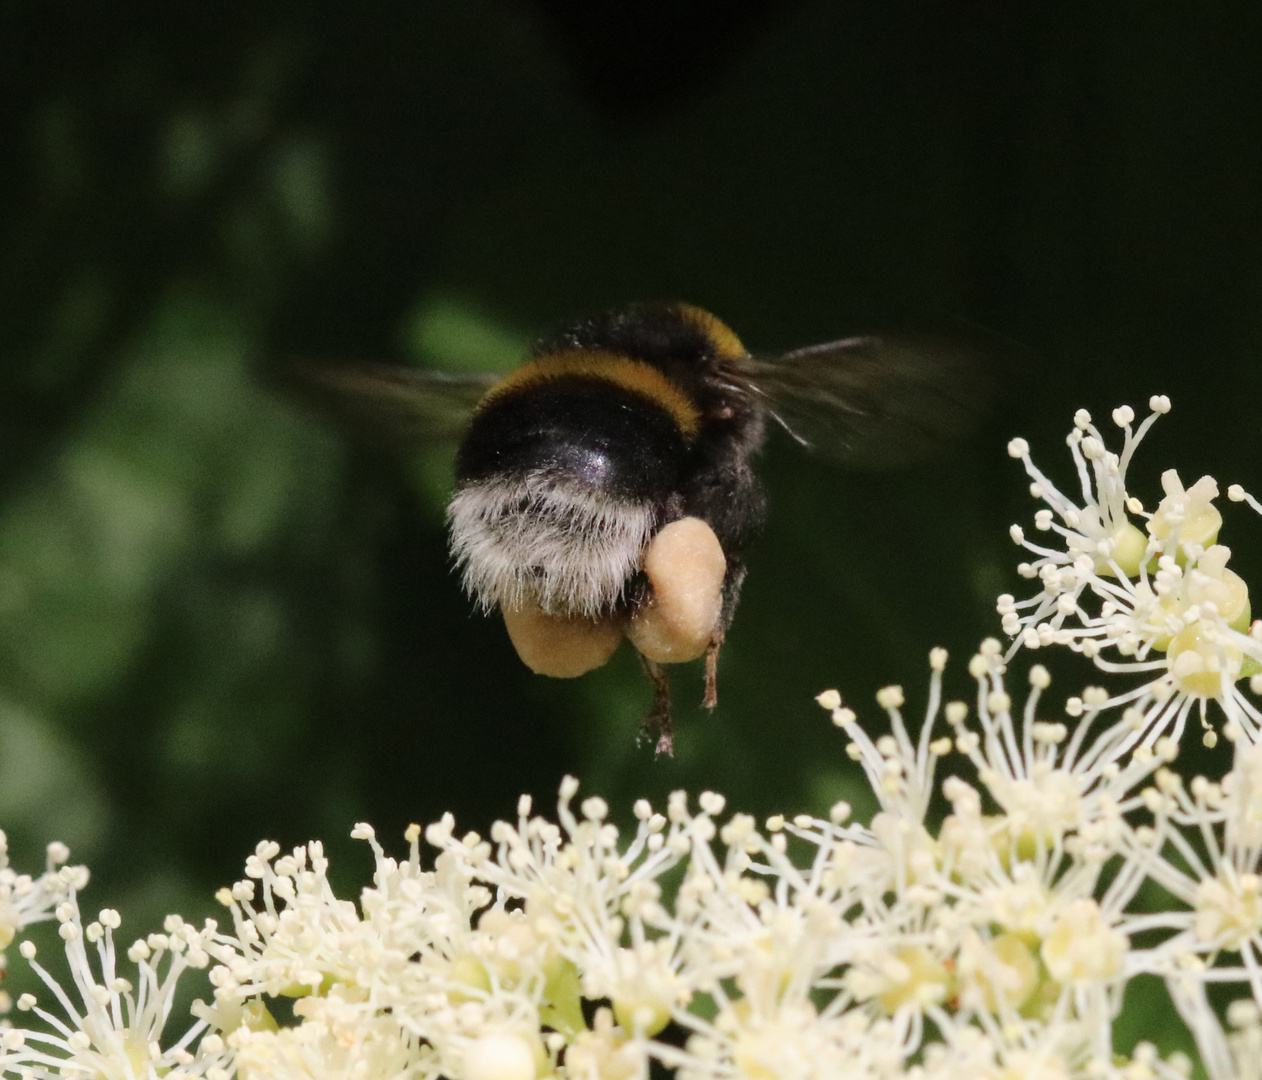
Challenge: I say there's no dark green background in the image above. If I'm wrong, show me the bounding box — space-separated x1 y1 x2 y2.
4 3 1261 1059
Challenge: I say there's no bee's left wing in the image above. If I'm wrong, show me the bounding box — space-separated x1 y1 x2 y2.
740 329 1007 469
277 362 501 452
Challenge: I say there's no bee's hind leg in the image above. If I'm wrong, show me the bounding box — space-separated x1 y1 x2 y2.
703 560 744 711
703 631 724 711
639 656 675 756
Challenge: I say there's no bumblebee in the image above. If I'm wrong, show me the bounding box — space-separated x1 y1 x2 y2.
295 303 989 753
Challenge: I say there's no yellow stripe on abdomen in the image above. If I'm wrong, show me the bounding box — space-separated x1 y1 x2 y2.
479 349 702 439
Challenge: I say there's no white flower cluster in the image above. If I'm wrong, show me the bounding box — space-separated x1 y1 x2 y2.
0 833 87 953
2 400 1262 1079
1000 397 1262 748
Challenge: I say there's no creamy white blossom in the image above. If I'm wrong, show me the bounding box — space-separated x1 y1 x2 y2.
0 835 87 952
1001 397 1262 749
0 895 228 1079
0 655 1204 1080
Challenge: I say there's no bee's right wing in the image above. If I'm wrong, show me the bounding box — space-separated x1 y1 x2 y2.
740 326 1012 469
278 363 501 452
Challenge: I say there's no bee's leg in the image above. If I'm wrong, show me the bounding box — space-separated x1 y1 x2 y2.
703 631 724 710
639 656 674 756
703 559 745 711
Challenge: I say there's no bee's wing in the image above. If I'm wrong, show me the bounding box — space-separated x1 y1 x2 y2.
278 362 500 451
742 329 1003 469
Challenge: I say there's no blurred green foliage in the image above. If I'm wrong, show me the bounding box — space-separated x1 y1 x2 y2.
4 2 1262 1061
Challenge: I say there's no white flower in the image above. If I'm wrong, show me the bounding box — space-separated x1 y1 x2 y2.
1122 738 1262 998
1001 397 1262 748
817 650 1144 1061
229 993 423 1080
0 835 88 948
1166 977 1260 1080
0 642 1207 1080
0 895 227 1079
669 999 902 1080
1040 898 1128 983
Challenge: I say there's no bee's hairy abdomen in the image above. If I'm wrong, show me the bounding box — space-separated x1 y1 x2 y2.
456 375 691 502
448 304 769 624
450 372 691 618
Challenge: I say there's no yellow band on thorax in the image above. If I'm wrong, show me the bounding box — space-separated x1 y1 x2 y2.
480 350 702 439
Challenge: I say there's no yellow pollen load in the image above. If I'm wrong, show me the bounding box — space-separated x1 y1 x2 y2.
479 349 701 439
673 303 748 362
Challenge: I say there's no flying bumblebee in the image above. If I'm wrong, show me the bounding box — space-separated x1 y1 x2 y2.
292 303 991 753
